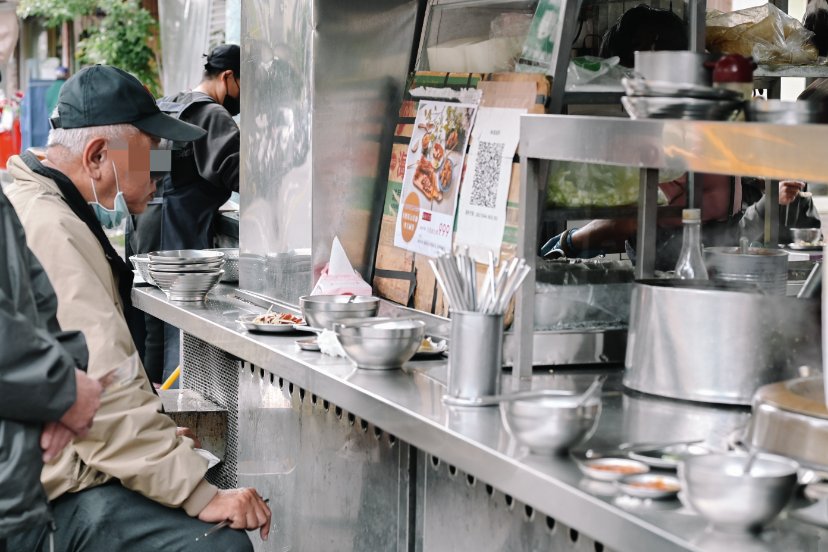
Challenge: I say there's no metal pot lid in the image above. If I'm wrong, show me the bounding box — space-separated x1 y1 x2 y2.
753 377 828 420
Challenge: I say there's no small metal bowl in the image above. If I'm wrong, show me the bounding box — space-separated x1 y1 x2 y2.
299 295 380 330
790 228 821 245
617 473 681 499
333 317 425 370
500 396 601 455
679 452 799 532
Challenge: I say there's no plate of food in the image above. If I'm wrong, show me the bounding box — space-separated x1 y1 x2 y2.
628 443 709 470
787 241 824 251
238 312 305 333
578 458 650 482
413 336 448 358
617 474 681 499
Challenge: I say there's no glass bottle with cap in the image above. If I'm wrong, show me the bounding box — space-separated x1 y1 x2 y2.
674 208 709 280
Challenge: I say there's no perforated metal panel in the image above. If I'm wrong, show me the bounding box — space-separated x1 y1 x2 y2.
181 332 240 489
417 452 614 552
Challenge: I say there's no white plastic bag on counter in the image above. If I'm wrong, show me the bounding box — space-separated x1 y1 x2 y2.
311 236 372 296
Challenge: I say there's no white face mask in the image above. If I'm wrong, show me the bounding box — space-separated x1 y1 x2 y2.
89 161 129 229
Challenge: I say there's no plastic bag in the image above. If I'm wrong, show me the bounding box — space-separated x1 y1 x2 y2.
565 56 632 90
546 162 678 208
706 3 818 66
515 0 561 73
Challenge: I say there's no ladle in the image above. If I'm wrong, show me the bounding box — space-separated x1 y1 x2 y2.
448 375 607 407
742 449 759 476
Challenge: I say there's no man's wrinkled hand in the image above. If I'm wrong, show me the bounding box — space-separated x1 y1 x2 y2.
198 488 272 540
40 421 75 462
60 369 103 436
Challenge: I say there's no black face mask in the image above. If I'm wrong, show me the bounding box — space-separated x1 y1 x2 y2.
223 93 240 116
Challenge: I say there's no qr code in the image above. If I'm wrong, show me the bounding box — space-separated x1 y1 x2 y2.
469 141 504 209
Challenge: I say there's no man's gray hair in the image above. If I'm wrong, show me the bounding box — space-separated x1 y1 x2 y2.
47 124 139 156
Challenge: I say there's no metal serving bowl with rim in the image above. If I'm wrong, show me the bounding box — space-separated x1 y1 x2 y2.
299 295 380 330
333 317 425 370
679 452 799 533
500 395 601 455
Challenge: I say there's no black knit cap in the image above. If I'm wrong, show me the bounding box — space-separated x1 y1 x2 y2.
49 65 206 143
205 44 240 77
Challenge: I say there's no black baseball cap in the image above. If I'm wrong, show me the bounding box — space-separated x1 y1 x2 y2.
50 65 206 143
204 44 240 77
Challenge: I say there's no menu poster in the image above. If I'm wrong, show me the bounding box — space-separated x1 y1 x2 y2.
394 101 477 257
454 107 524 263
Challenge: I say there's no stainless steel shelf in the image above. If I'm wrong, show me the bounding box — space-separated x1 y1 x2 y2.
520 114 828 182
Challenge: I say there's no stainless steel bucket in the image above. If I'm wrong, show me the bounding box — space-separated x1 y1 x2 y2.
634 51 715 87
705 246 788 296
624 280 821 405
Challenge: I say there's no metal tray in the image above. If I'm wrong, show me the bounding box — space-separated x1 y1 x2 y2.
788 242 824 251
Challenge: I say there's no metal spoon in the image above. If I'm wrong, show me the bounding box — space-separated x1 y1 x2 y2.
742 449 759 476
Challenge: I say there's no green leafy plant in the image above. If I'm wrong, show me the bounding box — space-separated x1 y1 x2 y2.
18 0 161 96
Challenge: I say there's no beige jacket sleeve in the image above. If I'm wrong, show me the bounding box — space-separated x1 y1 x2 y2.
15 190 217 515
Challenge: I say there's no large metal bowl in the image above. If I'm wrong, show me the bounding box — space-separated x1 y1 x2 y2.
500 396 601 455
333 317 425 370
299 295 380 330
679 452 799 532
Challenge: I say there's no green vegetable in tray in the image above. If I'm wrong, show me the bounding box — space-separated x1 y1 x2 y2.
547 162 678 208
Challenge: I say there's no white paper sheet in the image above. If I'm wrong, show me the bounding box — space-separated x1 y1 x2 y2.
454 107 525 263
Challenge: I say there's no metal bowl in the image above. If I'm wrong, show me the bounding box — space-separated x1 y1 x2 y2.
207 248 239 282
790 228 821 245
299 295 380 330
679 452 799 532
500 396 601 455
634 51 715 87
333 317 425 370
744 100 828 124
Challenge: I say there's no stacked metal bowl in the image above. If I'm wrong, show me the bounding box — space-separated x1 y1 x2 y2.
147 250 225 301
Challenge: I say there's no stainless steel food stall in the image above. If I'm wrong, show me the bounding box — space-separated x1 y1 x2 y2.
132 0 828 551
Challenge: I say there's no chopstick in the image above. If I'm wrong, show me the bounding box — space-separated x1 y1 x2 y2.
196 498 270 541
429 250 530 315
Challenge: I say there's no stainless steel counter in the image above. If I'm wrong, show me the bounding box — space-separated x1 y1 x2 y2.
134 285 828 552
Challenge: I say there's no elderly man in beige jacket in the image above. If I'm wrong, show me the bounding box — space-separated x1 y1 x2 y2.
5 65 270 551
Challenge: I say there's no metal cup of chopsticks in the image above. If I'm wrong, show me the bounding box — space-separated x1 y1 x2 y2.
430 250 531 406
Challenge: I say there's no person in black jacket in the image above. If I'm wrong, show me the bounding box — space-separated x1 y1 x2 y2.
141 44 241 384
0 187 102 551
159 43 240 252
